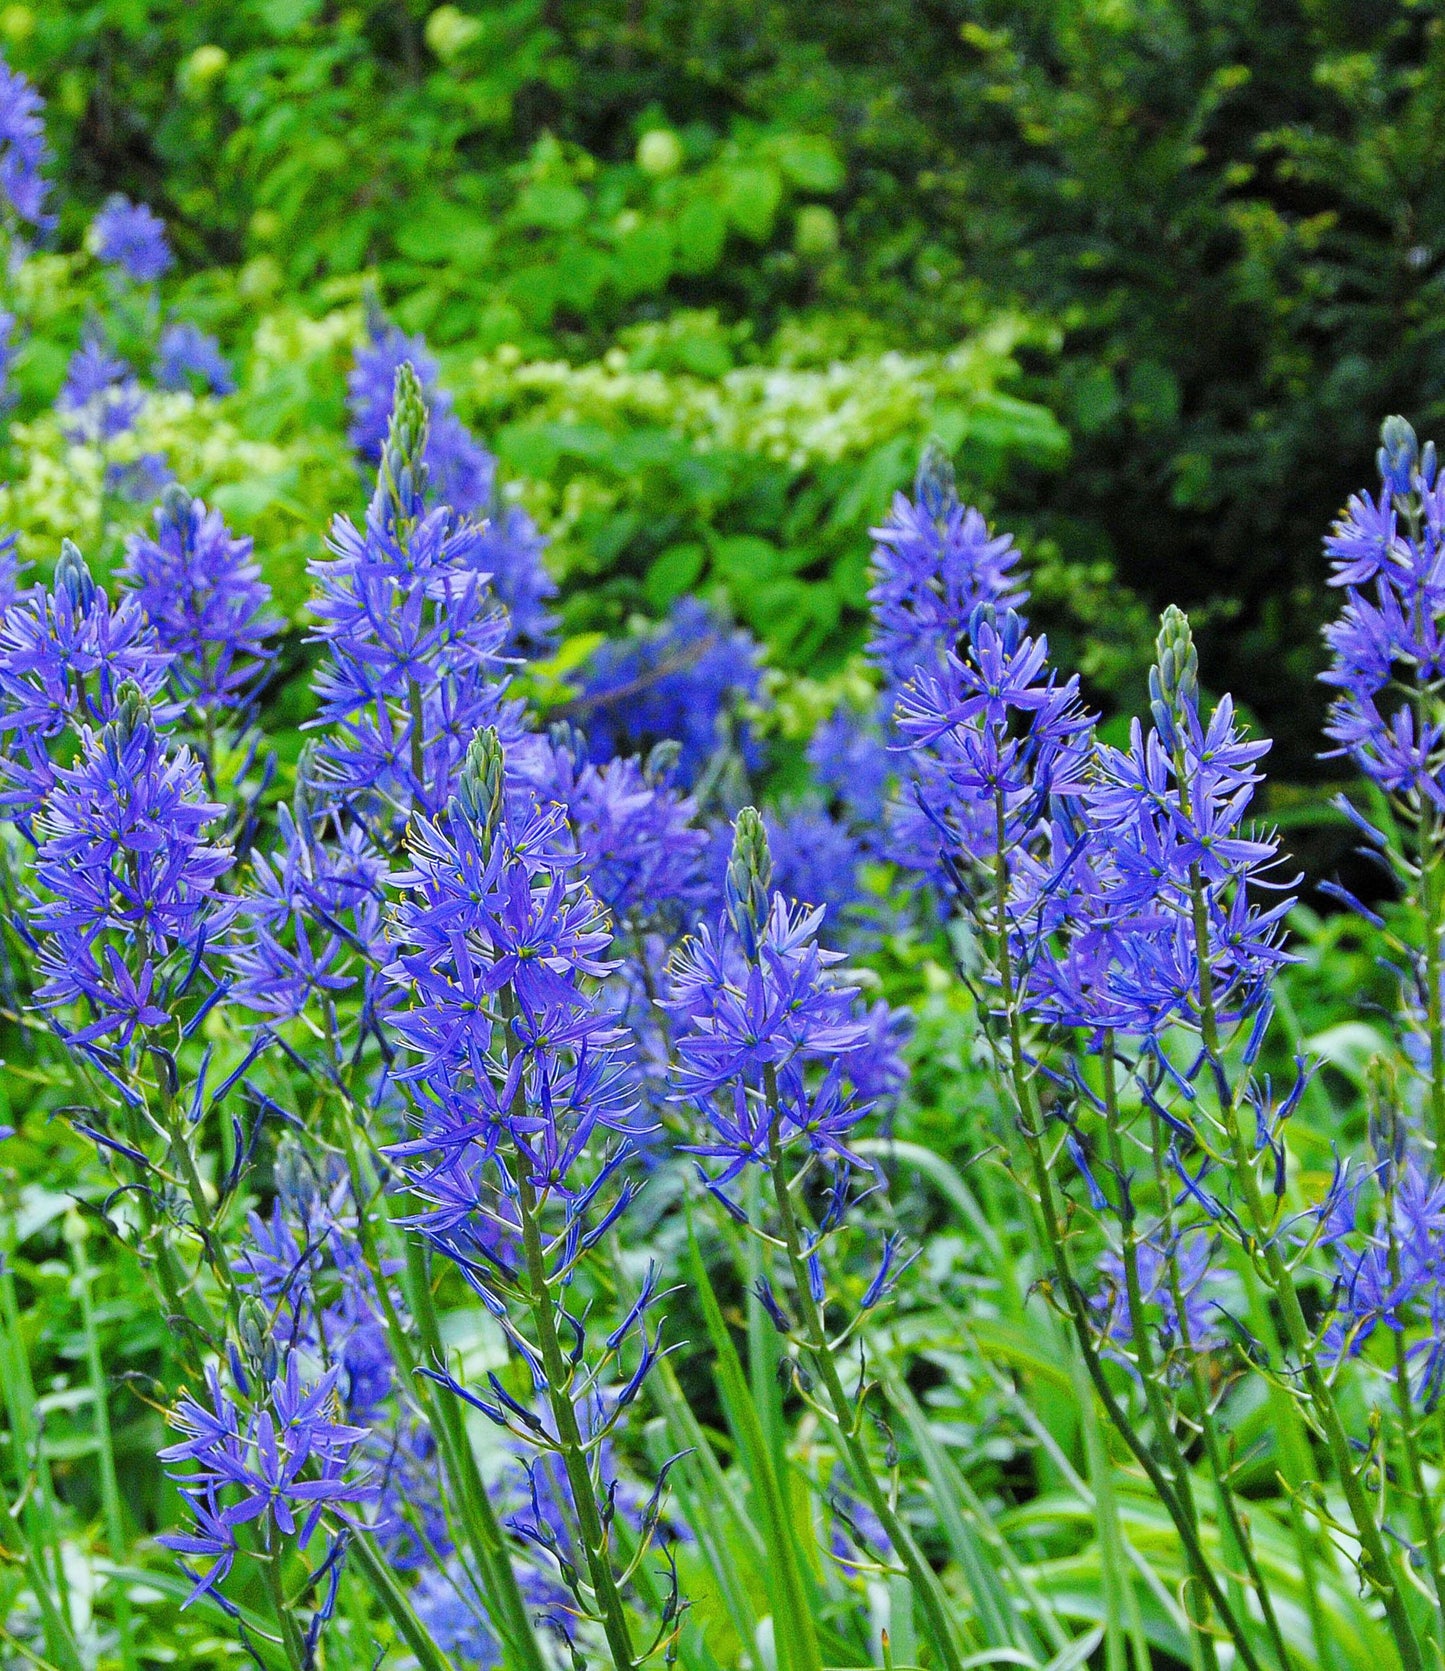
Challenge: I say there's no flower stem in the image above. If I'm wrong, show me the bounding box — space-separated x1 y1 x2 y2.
760 1077 967 1671
513 1164 640 1671
1186 864 1424 1671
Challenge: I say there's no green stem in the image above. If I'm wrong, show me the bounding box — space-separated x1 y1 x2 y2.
513 1165 639 1671
1186 863 1424 1671
261 1549 307 1671
350 1530 459 1671
987 808 1263 1671
339 1124 547 1671
68 1217 138 1671
1098 1036 1221 1671
1419 803 1445 1161
761 1078 967 1671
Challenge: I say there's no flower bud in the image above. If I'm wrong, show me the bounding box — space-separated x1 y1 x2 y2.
55 539 96 614
274 1132 318 1216
1378 414 1419 498
915 438 957 526
371 361 430 532
238 1296 278 1382
1149 605 1198 739
725 806 772 960
1366 1053 1405 1175
107 680 152 748
159 480 194 526
643 737 681 786
456 726 505 856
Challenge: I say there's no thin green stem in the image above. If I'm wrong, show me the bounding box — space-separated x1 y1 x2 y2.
987 806 1263 1671
513 1164 639 1671
338 1122 547 1671
1098 1036 1221 1671
761 1077 966 1671
261 1550 307 1671
1185 861 1425 1671
68 1216 138 1671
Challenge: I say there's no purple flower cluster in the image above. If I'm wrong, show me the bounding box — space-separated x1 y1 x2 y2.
348 315 556 648
155 322 234 396
91 193 172 283
868 443 1025 692
29 684 232 1047
0 54 50 232
350 316 494 516
526 727 709 927
895 603 1093 877
121 485 276 713
1020 639 1292 1043
667 811 903 1202
576 596 765 788
1321 1159 1445 1403
0 542 169 823
58 329 143 445
227 787 389 1022
159 1357 371 1604
310 363 525 820
386 733 630 1216
1322 416 1445 804
1094 1231 1226 1362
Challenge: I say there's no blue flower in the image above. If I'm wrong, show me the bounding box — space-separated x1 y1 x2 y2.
159 1357 371 1604
576 597 765 787
59 329 143 444
155 322 234 396
0 541 170 824
868 443 1025 692
525 727 709 927
0 55 50 232
227 791 389 1021
28 685 233 1046
91 194 172 282
310 365 527 821
1321 416 1445 804
122 485 276 711
348 315 556 649
766 799 868 929
807 701 892 832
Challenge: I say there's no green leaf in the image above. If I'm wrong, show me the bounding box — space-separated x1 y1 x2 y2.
771 133 844 194
674 196 728 273
644 542 706 608
722 163 783 242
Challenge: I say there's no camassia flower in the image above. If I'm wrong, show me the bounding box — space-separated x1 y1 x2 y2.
868 441 1026 693
58 329 143 445
348 312 556 650
525 726 709 929
0 541 169 825
90 193 172 283
154 322 234 396
666 809 886 1199
1322 415 1445 803
893 602 1093 879
309 362 528 823
28 683 233 1047
158 1354 371 1605
0 53 50 234
226 778 389 1023
121 484 277 715
386 729 671 1665
575 596 765 788
1014 614 1292 1045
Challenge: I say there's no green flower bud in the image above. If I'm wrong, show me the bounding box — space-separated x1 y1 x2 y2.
725 806 772 958
456 726 506 856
